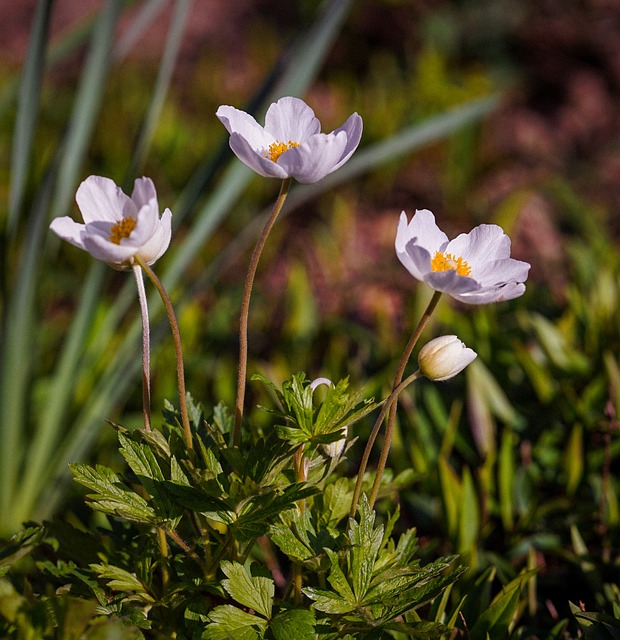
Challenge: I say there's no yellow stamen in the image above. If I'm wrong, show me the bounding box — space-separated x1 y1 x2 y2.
431 251 472 277
109 217 137 244
263 140 300 163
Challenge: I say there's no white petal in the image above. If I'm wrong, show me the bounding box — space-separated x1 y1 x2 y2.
82 233 138 264
264 97 321 142
49 216 88 250
397 210 449 257
329 112 363 171
277 131 349 183
454 282 527 304
75 175 135 224
447 224 511 266
138 208 172 265
424 269 481 295
229 133 289 178
473 258 531 286
131 177 157 211
397 242 432 281
216 105 272 149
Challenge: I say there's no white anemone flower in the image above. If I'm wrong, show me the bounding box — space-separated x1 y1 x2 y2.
216 96 363 184
50 175 172 269
418 335 477 381
396 209 530 304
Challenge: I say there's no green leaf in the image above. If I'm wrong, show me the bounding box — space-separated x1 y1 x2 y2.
324 548 355 603
469 581 522 640
270 609 315 640
349 496 383 601
90 564 154 601
69 463 157 524
204 605 266 640
303 587 356 615
571 602 620 640
220 561 274 620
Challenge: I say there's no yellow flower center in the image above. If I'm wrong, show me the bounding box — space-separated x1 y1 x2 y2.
431 251 472 277
109 217 137 244
263 140 300 163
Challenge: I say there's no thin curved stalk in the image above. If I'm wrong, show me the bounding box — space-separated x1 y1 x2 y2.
349 370 422 517
133 265 151 431
367 291 442 509
233 178 291 446
135 256 192 452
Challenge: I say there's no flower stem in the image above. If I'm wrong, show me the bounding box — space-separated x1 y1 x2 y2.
133 265 152 431
357 290 442 512
349 370 422 516
233 178 291 446
293 446 307 606
135 256 193 452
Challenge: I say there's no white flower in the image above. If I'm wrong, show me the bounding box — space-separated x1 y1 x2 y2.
418 335 477 381
50 176 172 269
395 209 530 304
216 96 362 184
310 377 348 458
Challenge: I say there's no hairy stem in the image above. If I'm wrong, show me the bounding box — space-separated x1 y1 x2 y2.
133 265 152 431
233 178 291 446
349 370 421 517
135 256 193 452
367 290 442 508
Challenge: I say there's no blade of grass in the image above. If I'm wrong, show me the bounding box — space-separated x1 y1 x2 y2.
52 0 122 219
8 0 53 236
13 262 106 527
124 0 192 180
113 0 168 60
0 165 58 529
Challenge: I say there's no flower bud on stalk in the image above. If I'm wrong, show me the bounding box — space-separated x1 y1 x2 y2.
418 335 477 381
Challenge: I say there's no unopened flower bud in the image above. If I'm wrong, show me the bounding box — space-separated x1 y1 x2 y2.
418 335 477 381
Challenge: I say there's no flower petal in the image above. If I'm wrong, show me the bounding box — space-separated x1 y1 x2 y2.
473 258 531 286
277 131 349 183
454 281 526 304
138 208 172 265
447 224 511 266
82 232 138 264
49 216 88 250
423 269 481 295
76 175 136 224
396 210 449 258
264 96 321 141
329 112 363 171
228 133 289 178
131 177 158 211
216 105 272 149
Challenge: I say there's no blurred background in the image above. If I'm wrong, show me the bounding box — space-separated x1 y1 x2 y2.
1 0 619 632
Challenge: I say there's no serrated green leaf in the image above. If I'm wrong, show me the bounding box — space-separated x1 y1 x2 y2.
69 463 157 524
204 605 266 640
270 609 315 640
325 548 355 603
303 587 356 615
90 563 154 601
220 561 274 620
349 496 383 601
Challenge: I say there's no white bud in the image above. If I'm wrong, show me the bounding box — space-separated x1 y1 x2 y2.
323 426 348 458
418 335 477 381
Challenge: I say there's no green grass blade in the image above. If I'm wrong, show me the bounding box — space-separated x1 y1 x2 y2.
125 0 193 180
113 0 168 60
13 262 106 526
0 166 57 528
52 0 122 219
8 0 52 235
